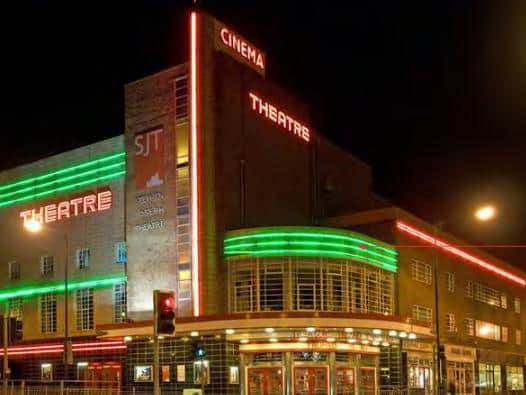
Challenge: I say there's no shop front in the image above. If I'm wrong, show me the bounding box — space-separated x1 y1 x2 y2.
444 345 476 395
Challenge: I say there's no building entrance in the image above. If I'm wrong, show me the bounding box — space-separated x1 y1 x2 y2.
293 366 329 395
247 367 284 395
447 361 474 395
336 367 355 395
359 367 377 395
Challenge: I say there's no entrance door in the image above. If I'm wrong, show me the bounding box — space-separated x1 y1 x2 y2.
336 368 355 395
359 367 377 395
247 367 284 395
447 362 474 395
294 366 329 395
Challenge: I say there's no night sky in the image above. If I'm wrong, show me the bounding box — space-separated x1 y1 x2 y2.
1 1 526 267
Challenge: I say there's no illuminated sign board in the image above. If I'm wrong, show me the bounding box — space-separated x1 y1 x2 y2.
215 22 266 75
19 190 113 225
249 92 311 142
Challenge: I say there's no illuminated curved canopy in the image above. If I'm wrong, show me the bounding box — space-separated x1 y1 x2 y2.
224 226 398 272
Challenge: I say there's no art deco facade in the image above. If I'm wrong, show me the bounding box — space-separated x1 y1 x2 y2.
0 9 524 395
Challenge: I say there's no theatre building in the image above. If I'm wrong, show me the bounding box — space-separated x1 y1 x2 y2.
0 9 525 395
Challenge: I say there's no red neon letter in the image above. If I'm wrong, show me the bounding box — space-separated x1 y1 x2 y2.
44 204 57 223
57 201 70 220
97 190 113 211
70 198 83 217
83 194 97 214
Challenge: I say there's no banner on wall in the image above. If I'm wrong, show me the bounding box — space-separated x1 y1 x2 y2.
134 128 165 191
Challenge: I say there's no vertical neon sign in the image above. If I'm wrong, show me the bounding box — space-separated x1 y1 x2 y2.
190 11 201 317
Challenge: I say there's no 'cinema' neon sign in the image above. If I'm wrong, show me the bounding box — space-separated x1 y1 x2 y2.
19 190 113 225
249 92 311 142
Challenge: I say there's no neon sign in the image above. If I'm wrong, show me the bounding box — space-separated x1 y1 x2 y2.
249 92 311 142
215 22 266 75
19 190 113 225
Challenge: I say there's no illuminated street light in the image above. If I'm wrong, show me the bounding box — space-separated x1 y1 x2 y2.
475 205 496 222
24 218 42 233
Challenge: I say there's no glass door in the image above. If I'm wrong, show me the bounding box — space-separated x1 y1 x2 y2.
336 368 355 395
294 366 329 395
359 367 377 395
247 367 284 395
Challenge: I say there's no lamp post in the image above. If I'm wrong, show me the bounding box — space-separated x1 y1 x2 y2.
432 204 497 395
24 219 72 380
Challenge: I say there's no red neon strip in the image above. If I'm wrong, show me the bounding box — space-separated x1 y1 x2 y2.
72 341 124 348
190 11 201 317
0 349 63 356
73 345 127 353
396 221 526 287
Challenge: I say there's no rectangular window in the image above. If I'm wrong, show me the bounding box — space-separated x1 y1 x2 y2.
476 320 501 341
76 248 90 269
412 305 433 323
8 261 20 280
113 282 127 323
516 329 522 345
501 293 507 309
446 272 455 292
175 75 189 121
8 297 23 320
75 288 94 331
479 363 502 393
502 326 508 343
515 297 521 314
40 293 57 334
476 283 502 307
411 259 432 285
506 366 525 391
465 318 474 336
446 313 456 333
115 242 127 264
40 256 54 277
466 280 474 298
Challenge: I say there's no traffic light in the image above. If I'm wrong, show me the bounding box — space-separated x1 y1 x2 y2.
154 290 176 336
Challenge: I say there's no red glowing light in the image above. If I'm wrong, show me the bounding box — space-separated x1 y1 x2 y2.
190 11 201 317
0 339 126 357
396 221 526 287
163 295 176 309
249 92 310 142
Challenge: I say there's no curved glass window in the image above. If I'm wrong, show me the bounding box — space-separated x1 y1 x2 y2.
227 256 394 314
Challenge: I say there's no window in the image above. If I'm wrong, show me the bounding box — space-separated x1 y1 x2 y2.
465 318 474 336
476 283 502 308
446 272 455 292
502 326 508 343
113 282 127 323
8 297 23 320
193 360 210 385
465 280 474 298
75 288 94 331
479 363 502 393
506 366 525 391
516 330 522 345
515 297 521 314
446 313 456 333
115 242 127 264
40 256 54 277
411 259 432 285
476 320 501 341
8 261 20 280
76 248 90 269
501 293 507 309
412 305 433 323
175 75 189 121
40 293 57 334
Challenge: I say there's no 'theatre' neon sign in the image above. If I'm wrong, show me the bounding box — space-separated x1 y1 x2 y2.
219 26 265 72
396 221 526 287
249 92 311 143
19 190 113 225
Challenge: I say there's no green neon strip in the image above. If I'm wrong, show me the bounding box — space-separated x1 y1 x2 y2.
0 275 127 301
224 227 398 272
0 161 125 201
225 232 396 256
0 152 125 193
0 170 126 208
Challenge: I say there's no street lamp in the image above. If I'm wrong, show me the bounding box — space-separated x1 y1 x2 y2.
23 219 72 379
433 205 498 395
